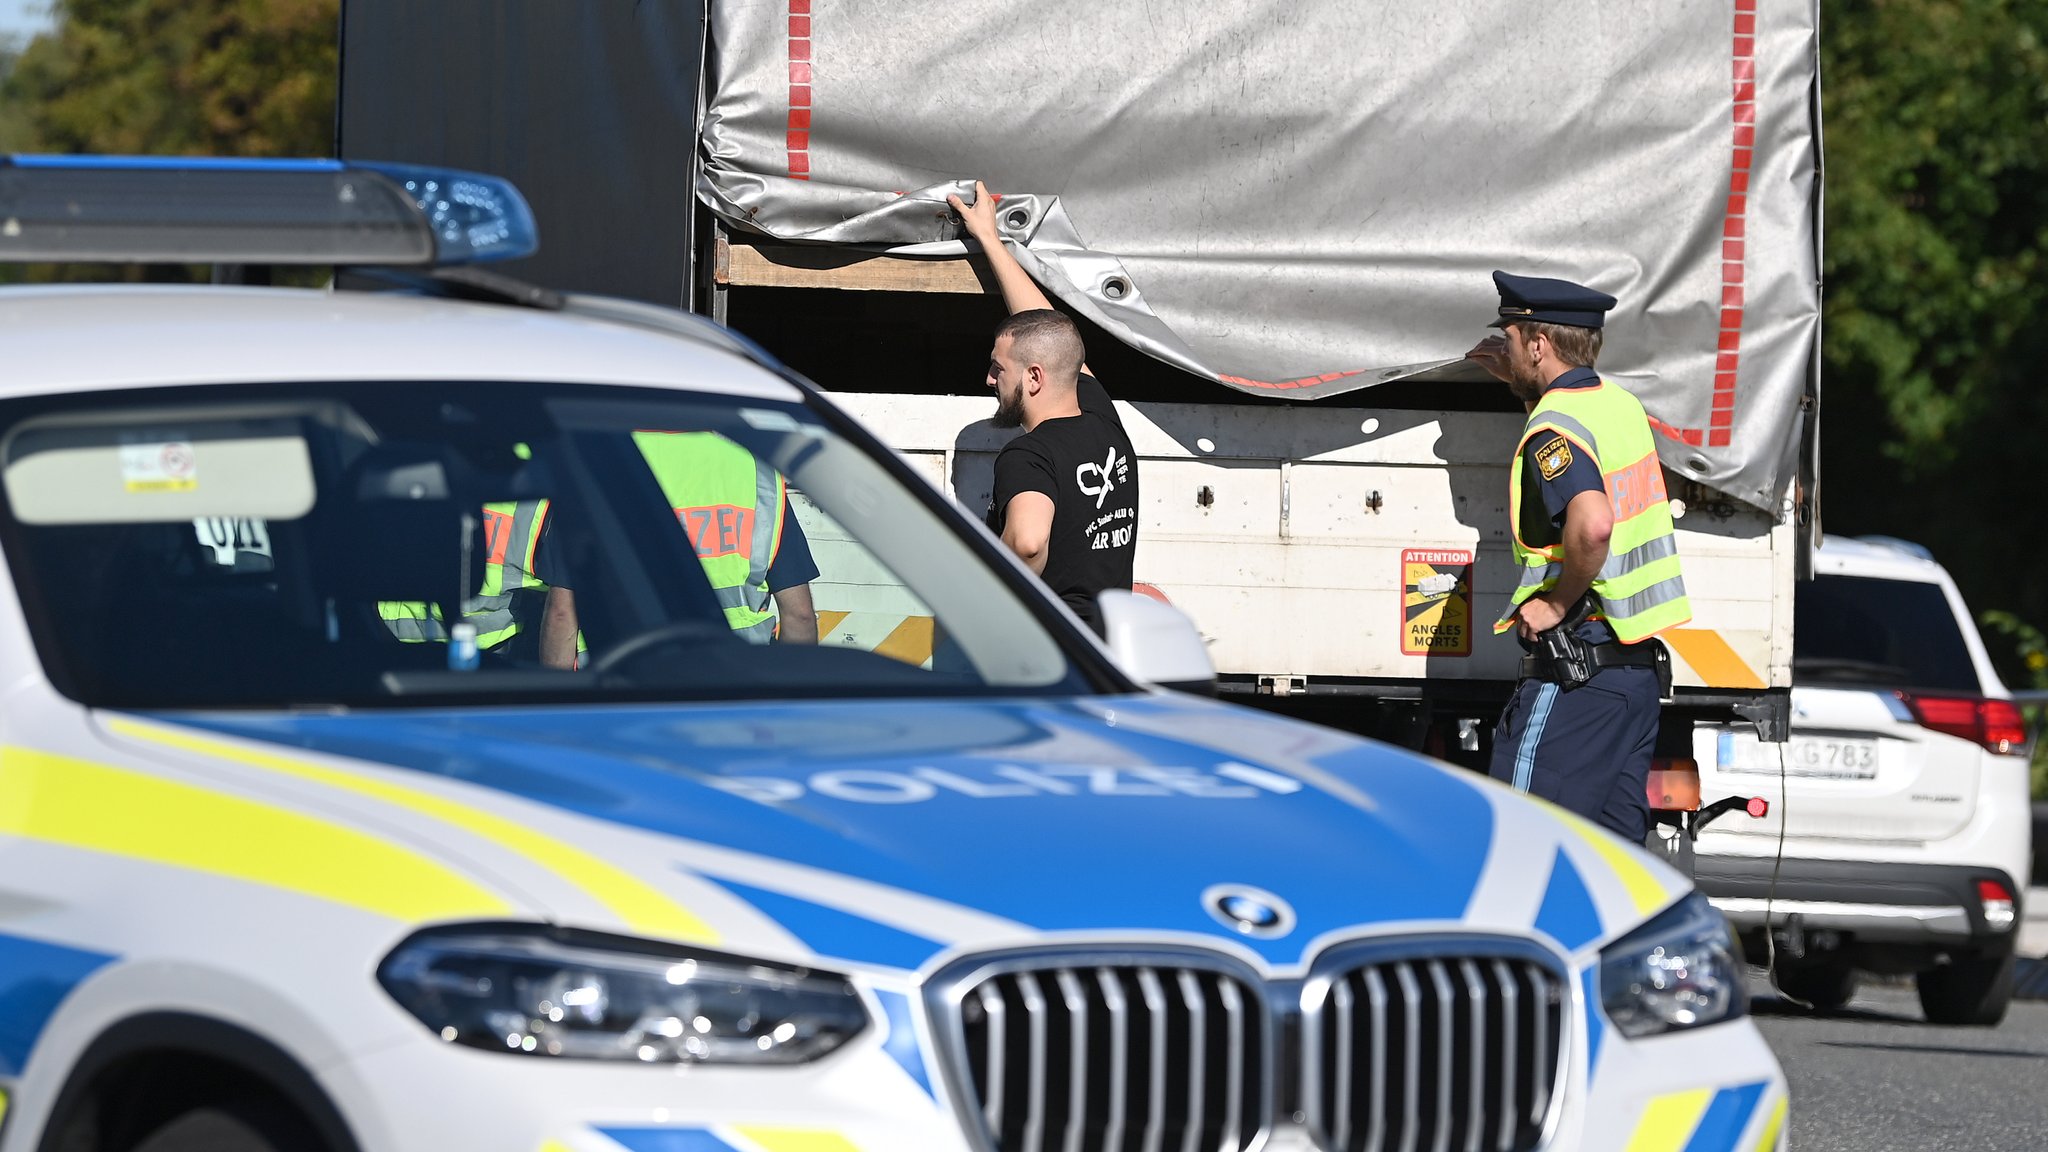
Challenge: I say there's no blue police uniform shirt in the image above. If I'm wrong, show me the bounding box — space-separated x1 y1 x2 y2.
1519 365 1615 644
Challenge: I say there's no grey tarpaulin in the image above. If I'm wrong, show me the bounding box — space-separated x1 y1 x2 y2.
699 0 1820 511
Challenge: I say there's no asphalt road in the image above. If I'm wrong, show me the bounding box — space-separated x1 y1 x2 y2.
1750 971 2048 1152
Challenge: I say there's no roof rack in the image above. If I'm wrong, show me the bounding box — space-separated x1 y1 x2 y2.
0 155 537 267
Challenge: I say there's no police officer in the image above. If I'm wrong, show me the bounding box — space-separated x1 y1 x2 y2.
1466 271 1692 842
534 433 818 669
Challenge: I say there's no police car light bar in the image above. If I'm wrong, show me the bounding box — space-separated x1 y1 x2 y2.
0 155 538 267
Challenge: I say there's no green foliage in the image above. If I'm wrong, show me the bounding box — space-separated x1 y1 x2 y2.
1981 611 2048 798
0 0 337 156
0 1 336 284
1820 0 2048 732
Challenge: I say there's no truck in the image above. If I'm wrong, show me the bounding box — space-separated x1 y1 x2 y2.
336 0 1819 791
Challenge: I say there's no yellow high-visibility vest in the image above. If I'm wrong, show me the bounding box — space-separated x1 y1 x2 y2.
1498 379 1692 643
633 432 785 644
380 499 549 649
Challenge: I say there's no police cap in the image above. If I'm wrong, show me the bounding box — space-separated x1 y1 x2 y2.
1486 270 1617 329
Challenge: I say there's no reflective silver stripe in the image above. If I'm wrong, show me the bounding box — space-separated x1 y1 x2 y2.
1099 970 1129 1152
1019 972 1049 1152
382 613 444 642
710 570 774 622
1137 968 1168 1152
1601 572 1689 620
1055 969 1089 1152
383 594 516 644
1600 533 1679 579
500 500 545 588
747 460 780 592
1515 561 1560 592
1525 410 1600 461
979 983 1007 1135
1178 970 1207 1152
1510 535 1680 602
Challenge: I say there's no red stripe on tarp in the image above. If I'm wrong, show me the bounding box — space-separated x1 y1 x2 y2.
786 2 812 180
1658 8 1756 454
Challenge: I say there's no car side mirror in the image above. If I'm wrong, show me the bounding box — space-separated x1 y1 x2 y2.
1095 589 1215 695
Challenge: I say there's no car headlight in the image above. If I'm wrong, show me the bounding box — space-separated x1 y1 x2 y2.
378 926 869 1063
1598 890 1748 1039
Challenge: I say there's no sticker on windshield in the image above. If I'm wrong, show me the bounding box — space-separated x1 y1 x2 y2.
119 440 198 493
193 517 274 570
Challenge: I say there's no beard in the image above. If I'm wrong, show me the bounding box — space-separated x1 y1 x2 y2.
1506 370 1545 404
991 389 1025 429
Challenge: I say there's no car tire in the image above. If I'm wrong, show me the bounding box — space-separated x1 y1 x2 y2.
1774 958 1858 1012
124 1101 314 1152
1915 949 2016 1027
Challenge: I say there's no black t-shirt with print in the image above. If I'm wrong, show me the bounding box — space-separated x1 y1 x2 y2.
986 374 1139 626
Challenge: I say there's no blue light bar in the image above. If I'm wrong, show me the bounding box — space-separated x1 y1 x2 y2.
0 154 538 267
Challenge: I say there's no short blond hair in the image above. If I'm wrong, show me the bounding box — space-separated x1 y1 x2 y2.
1515 320 1604 368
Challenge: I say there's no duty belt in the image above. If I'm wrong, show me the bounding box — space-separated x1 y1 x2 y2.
1520 642 1660 682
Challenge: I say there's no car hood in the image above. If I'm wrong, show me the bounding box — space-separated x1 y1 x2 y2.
106 693 1683 973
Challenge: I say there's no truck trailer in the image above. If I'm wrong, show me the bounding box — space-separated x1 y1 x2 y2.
337 0 1820 773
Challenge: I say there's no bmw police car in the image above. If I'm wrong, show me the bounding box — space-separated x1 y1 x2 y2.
0 158 1785 1152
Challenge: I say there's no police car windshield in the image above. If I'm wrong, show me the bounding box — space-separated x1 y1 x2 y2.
0 380 1093 708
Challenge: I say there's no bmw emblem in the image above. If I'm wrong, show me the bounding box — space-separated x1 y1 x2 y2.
1202 884 1296 939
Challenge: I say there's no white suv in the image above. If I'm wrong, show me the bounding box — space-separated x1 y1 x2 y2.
1691 534 2034 1024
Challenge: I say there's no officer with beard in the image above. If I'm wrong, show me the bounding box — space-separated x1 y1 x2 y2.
1466 271 1692 843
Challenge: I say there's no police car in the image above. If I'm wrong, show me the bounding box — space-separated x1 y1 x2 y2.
0 158 1784 1152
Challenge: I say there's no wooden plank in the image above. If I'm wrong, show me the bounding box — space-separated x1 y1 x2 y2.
717 235 995 294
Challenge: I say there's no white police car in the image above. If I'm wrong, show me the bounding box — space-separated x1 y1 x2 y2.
0 157 1785 1152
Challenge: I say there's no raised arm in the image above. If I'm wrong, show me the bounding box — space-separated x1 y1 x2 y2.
948 180 1095 378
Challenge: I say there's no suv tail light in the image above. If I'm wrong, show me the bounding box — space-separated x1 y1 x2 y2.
1978 879 2016 932
1896 692 2031 756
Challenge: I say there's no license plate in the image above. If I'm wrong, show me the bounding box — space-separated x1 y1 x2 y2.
1717 730 1880 779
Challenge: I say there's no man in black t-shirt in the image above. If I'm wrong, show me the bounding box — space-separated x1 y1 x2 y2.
950 180 1139 628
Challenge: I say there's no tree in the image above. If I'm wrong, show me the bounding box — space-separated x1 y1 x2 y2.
1819 0 2048 759
0 0 336 156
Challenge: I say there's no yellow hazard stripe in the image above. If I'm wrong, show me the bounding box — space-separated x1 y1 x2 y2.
1662 628 1765 690
1754 1095 1788 1152
0 747 508 922
108 718 719 946
1552 807 1671 917
815 609 851 635
732 1129 864 1152
1624 1088 1714 1152
872 616 935 666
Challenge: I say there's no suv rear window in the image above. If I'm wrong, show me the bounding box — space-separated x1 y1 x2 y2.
1794 574 1980 692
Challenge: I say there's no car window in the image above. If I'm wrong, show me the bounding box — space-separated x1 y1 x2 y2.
0 381 1094 708
1793 574 1980 692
